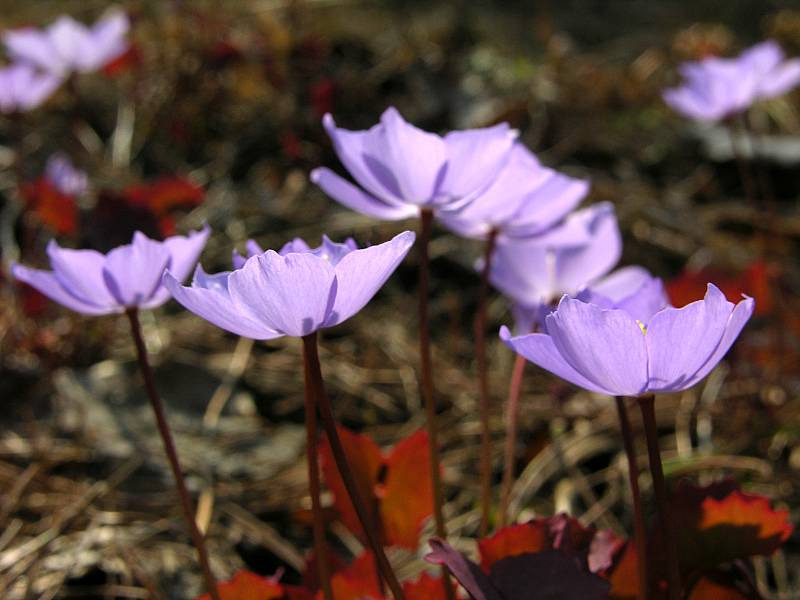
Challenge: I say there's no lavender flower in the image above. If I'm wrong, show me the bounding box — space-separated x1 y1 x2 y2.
45 153 88 196
0 63 61 113
576 266 669 326
164 232 415 338
310 107 517 219
500 284 754 396
664 41 800 122
437 143 588 241
4 10 129 78
12 226 210 315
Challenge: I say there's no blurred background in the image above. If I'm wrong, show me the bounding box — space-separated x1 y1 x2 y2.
1 1 800 598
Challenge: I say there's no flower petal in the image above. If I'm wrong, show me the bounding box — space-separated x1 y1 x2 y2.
141 225 211 309
163 269 282 339
545 297 648 396
46 240 117 307
311 167 419 220
645 283 734 392
362 107 447 205
102 232 170 307
500 326 614 394
325 231 415 327
81 10 129 72
758 58 800 99
228 251 336 336
11 264 113 315
439 123 517 204
3 28 64 74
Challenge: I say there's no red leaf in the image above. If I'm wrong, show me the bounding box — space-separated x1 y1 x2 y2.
606 542 640 600
666 262 770 316
21 178 78 236
321 427 433 549
403 572 448 600
379 430 434 548
688 577 749 600
196 570 288 600
102 45 142 76
126 176 204 216
324 552 382 600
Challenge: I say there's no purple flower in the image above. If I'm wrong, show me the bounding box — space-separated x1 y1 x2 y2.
12 226 210 315
310 107 518 219
488 202 621 331
45 153 88 196
164 231 415 339
500 284 754 396
576 266 669 326
663 41 800 122
437 143 589 241
0 63 61 113
4 10 129 77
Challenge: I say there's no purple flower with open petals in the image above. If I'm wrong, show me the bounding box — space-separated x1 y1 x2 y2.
12 226 210 315
164 231 415 339
4 9 129 78
310 107 518 219
437 143 589 241
0 63 62 113
500 283 754 396
664 41 800 122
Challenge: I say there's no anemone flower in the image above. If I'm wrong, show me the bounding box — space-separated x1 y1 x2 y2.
165 232 415 600
663 40 800 122
11 226 218 599
4 9 130 77
0 63 62 113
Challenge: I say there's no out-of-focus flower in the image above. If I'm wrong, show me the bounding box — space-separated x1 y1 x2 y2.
500 284 754 396
164 232 415 338
4 10 130 77
11 226 210 315
44 153 88 196
489 202 621 331
577 266 669 326
437 143 589 241
663 40 800 121
311 107 517 219
0 63 61 113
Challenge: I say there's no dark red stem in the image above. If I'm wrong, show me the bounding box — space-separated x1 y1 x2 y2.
302 332 405 600
615 396 648 600
476 228 498 536
125 308 220 600
639 395 681 600
499 353 526 527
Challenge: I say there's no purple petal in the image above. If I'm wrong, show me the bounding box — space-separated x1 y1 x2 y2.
439 123 517 204
362 107 447 205
683 293 755 387
758 58 800 99
505 170 589 238
325 231 415 327
46 240 117 308
545 297 648 396
163 269 282 339
47 16 89 71
500 326 617 395
590 266 652 301
278 238 311 256
80 10 129 72
589 266 669 324
141 225 210 309
102 232 171 307
645 284 734 392
426 539 502 600
489 240 553 306
311 167 419 220
3 28 65 74
11 264 113 315
228 251 336 337
615 276 668 325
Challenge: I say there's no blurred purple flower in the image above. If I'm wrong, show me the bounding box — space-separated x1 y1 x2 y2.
164 231 415 338
310 107 517 219
437 143 589 241
576 266 669 326
500 284 754 396
488 202 621 331
4 9 129 77
663 40 800 122
0 63 61 113
45 153 88 196
12 226 210 315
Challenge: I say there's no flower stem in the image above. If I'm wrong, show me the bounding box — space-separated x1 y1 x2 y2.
125 308 220 600
476 228 498 536
639 395 681 600
302 332 405 600
615 396 648 600
499 353 526 527
302 341 334 600
418 209 456 600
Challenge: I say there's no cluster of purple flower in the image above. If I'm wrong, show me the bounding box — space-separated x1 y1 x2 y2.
0 9 129 113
